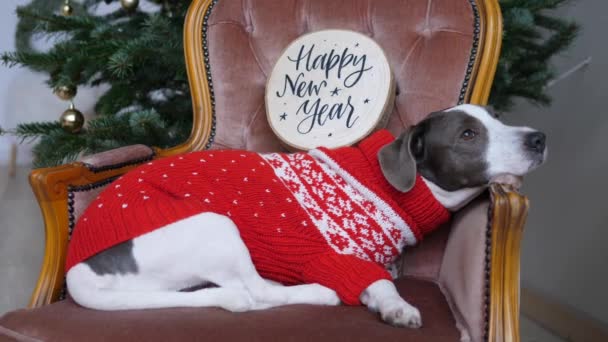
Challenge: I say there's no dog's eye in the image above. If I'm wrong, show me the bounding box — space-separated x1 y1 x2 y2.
461 129 477 140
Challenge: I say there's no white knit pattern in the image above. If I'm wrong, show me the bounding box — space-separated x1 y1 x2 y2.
262 149 417 266
261 153 369 261
284 152 395 263
309 149 418 247
312 154 404 253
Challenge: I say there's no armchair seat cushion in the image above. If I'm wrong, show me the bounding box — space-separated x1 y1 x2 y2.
0 278 459 342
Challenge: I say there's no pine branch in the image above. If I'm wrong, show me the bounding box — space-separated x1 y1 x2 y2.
85 115 131 140
94 83 136 115
16 7 101 34
15 0 66 52
536 19 580 60
129 109 166 136
31 130 88 168
490 0 580 111
0 122 63 143
1 50 59 71
14 121 63 137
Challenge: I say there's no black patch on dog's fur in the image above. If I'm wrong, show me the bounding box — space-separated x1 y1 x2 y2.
84 240 139 275
415 110 489 191
379 110 490 192
180 282 218 292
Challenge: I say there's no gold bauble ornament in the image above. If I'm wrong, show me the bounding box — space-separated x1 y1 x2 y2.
61 0 73 16
120 0 139 12
60 103 85 133
54 85 77 101
61 3 73 16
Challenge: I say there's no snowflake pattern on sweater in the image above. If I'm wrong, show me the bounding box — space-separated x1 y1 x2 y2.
66 130 451 305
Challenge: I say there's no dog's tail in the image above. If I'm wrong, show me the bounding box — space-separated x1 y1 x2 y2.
66 264 253 311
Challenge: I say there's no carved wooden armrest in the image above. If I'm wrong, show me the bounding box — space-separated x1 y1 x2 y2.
487 183 529 342
28 144 156 307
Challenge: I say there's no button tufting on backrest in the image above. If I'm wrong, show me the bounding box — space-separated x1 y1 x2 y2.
206 0 476 151
418 27 434 39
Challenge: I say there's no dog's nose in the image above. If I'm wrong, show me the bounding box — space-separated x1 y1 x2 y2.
525 131 546 153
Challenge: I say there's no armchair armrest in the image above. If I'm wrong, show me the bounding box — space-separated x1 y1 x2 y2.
486 184 528 342
28 144 155 308
79 145 155 172
439 184 528 342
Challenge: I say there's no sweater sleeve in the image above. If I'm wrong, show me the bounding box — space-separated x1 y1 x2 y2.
301 252 392 305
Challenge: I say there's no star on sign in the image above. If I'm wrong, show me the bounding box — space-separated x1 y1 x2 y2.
330 87 341 96
364 98 370 104
280 113 287 121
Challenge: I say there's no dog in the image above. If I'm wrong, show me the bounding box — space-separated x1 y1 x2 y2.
65 104 546 328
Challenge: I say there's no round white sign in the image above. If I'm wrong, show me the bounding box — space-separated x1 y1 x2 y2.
266 29 394 150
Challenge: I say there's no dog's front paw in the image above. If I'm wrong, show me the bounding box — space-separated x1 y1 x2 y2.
380 301 422 328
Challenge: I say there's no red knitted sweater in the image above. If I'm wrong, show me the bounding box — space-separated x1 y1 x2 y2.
66 130 450 305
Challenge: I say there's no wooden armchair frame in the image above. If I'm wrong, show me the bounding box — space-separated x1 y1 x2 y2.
27 1 525 341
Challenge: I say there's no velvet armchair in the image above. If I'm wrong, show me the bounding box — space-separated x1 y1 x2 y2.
0 1 528 341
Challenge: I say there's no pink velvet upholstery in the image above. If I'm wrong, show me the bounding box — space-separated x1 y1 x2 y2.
394 198 490 342
398 223 451 281
0 278 460 342
80 144 154 171
206 0 476 151
69 144 155 226
440 197 490 342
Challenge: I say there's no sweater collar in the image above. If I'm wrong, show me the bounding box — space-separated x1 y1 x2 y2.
356 130 451 237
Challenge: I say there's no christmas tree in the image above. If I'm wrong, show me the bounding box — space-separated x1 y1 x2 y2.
490 0 579 110
1 0 578 167
1 0 192 167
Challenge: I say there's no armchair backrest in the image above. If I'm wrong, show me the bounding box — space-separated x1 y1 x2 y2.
175 3 503 341
179 0 501 153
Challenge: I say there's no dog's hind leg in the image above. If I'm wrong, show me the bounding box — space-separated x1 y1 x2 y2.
167 214 340 308
182 214 341 308
66 263 255 311
230 271 342 308
129 212 295 309
67 213 267 311
268 283 341 306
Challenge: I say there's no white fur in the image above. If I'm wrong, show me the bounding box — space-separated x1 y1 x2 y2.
67 104 545 329
422 179 485 212
360 279 422 328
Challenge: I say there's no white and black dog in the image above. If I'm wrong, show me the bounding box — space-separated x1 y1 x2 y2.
66 104 546 328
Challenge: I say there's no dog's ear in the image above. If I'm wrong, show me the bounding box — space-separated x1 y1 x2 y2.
378 127 422 192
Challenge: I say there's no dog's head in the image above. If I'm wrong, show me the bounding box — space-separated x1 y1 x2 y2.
379 104 547 193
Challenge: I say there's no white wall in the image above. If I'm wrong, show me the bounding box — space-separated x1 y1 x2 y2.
504 1 608 325
0 0 33 165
